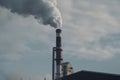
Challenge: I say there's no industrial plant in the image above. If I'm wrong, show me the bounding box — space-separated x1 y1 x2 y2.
52 29 120 80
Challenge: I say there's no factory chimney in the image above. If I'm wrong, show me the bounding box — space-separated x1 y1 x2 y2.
52 29 63 80
55 29 63 80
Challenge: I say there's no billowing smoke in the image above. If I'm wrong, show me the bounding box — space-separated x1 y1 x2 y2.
0 0 62 28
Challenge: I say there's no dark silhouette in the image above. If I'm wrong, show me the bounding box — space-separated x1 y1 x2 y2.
62 70 120 80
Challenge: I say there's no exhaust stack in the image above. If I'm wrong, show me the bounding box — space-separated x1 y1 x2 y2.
52 29 63 80
56 29 62 80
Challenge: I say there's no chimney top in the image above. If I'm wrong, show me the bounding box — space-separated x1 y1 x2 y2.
56 29 61 33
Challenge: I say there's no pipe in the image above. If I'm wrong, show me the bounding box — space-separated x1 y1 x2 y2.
52 47 56 80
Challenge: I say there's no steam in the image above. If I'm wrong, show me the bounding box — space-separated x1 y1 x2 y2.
0 0 62 28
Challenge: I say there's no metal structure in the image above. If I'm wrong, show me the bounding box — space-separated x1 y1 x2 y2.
52 29 63 80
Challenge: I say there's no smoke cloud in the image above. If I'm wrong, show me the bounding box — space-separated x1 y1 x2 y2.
0 0 62 28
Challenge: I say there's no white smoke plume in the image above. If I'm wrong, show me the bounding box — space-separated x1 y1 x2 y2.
0 0 62 28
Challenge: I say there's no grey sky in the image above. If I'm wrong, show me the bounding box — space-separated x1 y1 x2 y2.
0 0 120 80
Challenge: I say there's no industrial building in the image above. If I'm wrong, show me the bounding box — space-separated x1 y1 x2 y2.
52 29 120 80
61 62 74 77
61 70 120 80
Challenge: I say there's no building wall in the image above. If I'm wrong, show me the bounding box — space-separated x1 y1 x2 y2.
61 62 74 77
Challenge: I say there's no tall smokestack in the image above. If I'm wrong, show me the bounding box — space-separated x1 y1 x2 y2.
56 29 62 80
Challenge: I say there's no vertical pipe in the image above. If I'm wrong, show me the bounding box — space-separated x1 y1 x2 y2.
52 47 56 80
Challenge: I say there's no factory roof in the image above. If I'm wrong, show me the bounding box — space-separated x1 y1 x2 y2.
61 70 120 80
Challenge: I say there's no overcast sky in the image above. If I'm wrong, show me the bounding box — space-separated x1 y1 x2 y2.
0 0 120 80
